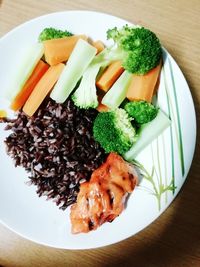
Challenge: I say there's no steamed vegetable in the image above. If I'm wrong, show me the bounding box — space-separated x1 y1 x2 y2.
50 39 97 103
72 63 100 109
43 35 87 65
124 110 171 159
93 108 137 155
96 94 110 112
71 52 109 109
99 26 162 109
10 60 49 111
92 40 105 54
106 25 162 74
126 61 162 102
124 101 158 124
96 60 124 92
74 25 162 110
23 63 65 116
38 27 73 42
6 43 44 101
101 71 132 109
0 110 7 118
96 102 110 112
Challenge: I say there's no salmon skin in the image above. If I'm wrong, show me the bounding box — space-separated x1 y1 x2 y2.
70 153 138 234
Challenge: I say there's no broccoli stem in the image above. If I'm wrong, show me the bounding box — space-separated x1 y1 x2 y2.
50 39 97 103
72 63 101 109
71 48 111 109
101 70 132 109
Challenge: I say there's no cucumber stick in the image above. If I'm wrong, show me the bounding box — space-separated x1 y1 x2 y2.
50 39 97 103
6 43 44 101
124 110 171 160
101 70 132 109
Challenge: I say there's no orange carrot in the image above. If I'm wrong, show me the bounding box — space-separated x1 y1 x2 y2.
23 63 65 117
92 40 105 54
126 61 162 102
96 102 110 112
153 72 161 95
44 35 87 65
96 61 124 92
96 93 110 112
10 60 49 111
0 110 7 118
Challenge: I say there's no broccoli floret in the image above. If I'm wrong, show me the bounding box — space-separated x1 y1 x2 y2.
106 25 162 74
38 27 73 42
93 109 137 154
72 25 162 110
71 64 100 109
71 49 110 109
124 101 158 124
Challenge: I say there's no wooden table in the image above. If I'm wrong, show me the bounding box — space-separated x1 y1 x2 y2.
0 0 199 266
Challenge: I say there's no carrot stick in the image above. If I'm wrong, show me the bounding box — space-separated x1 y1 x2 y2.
96 102 110 112
0 110 7 118
44 35 87 65
153 72 161 95
10 60 49 111
96 61 124 92
23 63 65 117
126 61 162 102
96 93 110 112
92 40 105 54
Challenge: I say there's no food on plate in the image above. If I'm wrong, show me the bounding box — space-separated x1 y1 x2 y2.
93 108 137 155
96 101 110 113
5 43 44 101
0 110 7 118
1 24 171 233
70 153 138 234
3 99 106 209
126 61 162 102
124 110 171 159
71 63 100 109
96 93 110 112
124 100 158 124
106 25 162 74
38 27 73 42
10 60 49 111
92 40 105 54
101 70 132 109
23 63 65 116
50 39 97 103
96 60 124 92
43 35 88 65
71 25 162 111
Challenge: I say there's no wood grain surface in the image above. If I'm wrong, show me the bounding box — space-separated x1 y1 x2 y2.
0 0 200 266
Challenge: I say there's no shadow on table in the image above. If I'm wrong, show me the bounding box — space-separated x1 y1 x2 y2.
101 74 200 267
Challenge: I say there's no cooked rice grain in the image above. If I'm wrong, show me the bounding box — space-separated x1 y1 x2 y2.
3 98 106 209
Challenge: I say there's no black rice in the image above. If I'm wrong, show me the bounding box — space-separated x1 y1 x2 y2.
2 98 106 209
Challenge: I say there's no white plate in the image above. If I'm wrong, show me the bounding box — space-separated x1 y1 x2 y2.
0 11 196 249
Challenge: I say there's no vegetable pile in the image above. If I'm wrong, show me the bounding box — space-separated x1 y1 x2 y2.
1 25 171 234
